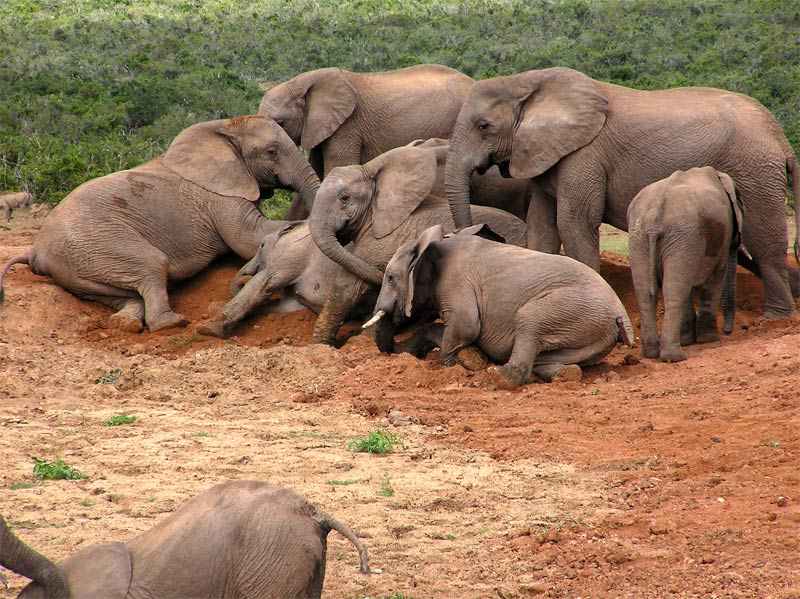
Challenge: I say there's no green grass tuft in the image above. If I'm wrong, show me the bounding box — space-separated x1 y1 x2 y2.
32 457 86 480
94 368 121 384
379 473 395 497
326 478 364 486
104 413 137 427
348 430 403 454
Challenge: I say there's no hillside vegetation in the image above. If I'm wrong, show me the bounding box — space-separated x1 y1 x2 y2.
1 0 798 210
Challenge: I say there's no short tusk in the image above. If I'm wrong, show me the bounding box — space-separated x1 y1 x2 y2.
362 309 386 329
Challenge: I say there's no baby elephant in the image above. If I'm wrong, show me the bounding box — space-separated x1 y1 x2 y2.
627 167 747 362
0 191 34 222
365 225 634 389
1 480 369 598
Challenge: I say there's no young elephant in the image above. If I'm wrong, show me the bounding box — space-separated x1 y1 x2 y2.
627 167 748 362
0 191 34 222
1 480 369 598
0 115 320 332
308 144 528 346
365 225 635 389
196 221 375 338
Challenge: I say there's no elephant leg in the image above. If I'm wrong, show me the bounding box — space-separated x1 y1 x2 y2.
532 363 582 383
556 180 605 271
312 276 369 345
660 274 692 363
679 292 697 346
394 323 443 358
695 264 725 343
629 237 660 359
127 250 188 332
487 329 538 390
526 186 561 253
439 315 480 367
108 298 146 333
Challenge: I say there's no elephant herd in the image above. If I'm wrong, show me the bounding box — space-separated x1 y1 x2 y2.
0 63 798 595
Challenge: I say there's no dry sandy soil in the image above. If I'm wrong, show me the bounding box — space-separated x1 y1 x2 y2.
1 216 799 599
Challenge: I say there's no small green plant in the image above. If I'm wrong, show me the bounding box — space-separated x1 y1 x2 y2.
32 457 86 480
428 531 457 541
7 480 40 490
379 473 395 497
348 430 403 454
78 499 94 507
94 368 121 384
761 438 781 448
104 413 137 427
326 478 364 486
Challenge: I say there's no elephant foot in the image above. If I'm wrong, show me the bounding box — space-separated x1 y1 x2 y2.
534 363 582 383
695 330 720 344
485 365 525 390
148 311 189 332
641 342 660 360
762 306 797 320
659 346 687 363
109 312 144 334
679 330 696 346
196 319 230 339
457 346 489 371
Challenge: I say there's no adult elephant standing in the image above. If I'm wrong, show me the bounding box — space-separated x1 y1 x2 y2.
0 115 320 333
259 64 475 218
445 67 799 319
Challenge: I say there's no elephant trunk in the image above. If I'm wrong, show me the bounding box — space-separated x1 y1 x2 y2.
230 258 262 297
221 269 276 330
722 243 738 334
0 515 70 598
444 138 475 229
309 218 384 286
286 148 320 213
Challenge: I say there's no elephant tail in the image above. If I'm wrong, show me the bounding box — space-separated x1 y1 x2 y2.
314 509 371 574
0 248 35 303
788 154 800 274
647 232 660 308
616 314 635 347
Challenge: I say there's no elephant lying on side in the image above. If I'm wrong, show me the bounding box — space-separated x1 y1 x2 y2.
0 115 320 332
1 481 369 598
0 191 33 222
365 225 635 389
445 66 800 319
628 167 748 362
259 64 474 218
307 144 528 346
196 221 375 339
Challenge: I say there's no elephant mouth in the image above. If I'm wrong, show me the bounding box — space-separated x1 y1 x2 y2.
498 161 511 178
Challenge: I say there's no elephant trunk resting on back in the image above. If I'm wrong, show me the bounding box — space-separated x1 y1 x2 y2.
1 481 369 598
444 66 799 320
366 224 635 389
0 115 320 333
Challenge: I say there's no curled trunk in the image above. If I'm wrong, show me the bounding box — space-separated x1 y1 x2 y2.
285 149 320 213
444 141 475 229
230 258 261 297
309 220 383 286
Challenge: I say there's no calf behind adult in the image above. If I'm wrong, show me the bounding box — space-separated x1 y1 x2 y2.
627 166 747 362
0 191 33 222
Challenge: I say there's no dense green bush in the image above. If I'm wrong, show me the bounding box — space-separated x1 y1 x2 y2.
1 0 798 208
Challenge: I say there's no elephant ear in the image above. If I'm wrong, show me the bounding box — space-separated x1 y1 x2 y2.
716 171 751 258
404 225 445 317
276 220 306 239
297 68 358 151
368 146 438 239
510 68 608 179
163 119 260 201
59 542 132 599
449 223 506 243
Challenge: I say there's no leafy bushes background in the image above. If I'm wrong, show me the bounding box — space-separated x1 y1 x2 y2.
1 0 798 207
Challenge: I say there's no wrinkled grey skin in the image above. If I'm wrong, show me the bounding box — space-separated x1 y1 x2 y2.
196 221 375 338
1 481 369 599
445 67 800 319
0 191 34 222
0 116 320 333
627 167 747 363
369 225 635 389
259 65 474 219
308 144 527 346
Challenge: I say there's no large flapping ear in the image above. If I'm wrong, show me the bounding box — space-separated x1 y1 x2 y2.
716 171 751 258
404 225 445 317
448 223 506 243
163 118 260 201
59 542 132 599
296 68 358 151
368 146 438 239
510 68 608 179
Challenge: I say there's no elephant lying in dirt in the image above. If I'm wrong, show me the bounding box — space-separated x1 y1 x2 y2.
445 66 800 320
0 480 369 598
0 115 320 333
196 221 375 339
365 225 635 389
0 191 33 222
628 167 748 362
259 64 474 218
307 144 528 346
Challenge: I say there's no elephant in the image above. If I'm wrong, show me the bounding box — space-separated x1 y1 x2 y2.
196 221 375 339
627 167 748 362
259 64 474 218
0 115 320 333
0 480 369 598
307 144 528 346
0 191 34 222
364 224 635 389
444 67 800 320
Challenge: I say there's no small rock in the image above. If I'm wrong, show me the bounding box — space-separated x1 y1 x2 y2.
700 554 716 564
776 496 788 507
622 353 640 366
606 371 621 382
766 512 778 521
387 410 414 426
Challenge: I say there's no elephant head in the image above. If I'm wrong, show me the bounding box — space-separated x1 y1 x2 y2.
1 514 132 599
308 145 438 286
162 115 319 212
445 67 608 228
258 68 358 153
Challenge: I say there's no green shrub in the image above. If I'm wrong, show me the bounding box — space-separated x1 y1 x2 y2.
348 430 403 454
32 457 86 480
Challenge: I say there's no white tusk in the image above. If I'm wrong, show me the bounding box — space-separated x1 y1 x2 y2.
362 309 386 329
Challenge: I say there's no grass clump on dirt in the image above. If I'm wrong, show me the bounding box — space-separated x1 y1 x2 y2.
326 478 364 486
104 413 137 427
32 457 86 480
348 430 403 454
379 473 395 497
94 368 121 384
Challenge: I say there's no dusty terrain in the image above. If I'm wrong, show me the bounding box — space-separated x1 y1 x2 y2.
1 216 799 599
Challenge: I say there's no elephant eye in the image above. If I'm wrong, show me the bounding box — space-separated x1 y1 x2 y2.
339 195 350 205
266 147 278 158
275 119 285 127
387 274 394 284
477 121 490 132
